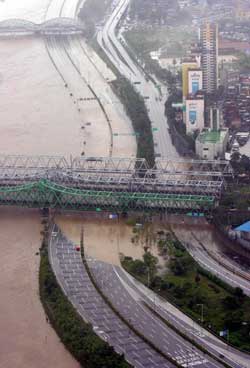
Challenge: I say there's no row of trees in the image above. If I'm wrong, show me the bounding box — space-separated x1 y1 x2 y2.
122 234 250 351
40 249 130 368
112 77 155 167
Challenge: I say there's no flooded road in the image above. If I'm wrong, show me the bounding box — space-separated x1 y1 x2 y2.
0 0 136 365
0 37 85 156
0 208 79 368
0 0 244 366
0 0 133 366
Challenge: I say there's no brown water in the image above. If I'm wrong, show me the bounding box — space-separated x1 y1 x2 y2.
0 37 84 157
0 207 79 368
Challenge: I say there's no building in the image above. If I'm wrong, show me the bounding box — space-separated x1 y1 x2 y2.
195 129 229 159
182 59 198 99
236 0 250 19
178 0 191 9
200 22 218 94
185 92 205 133
188 68 203 94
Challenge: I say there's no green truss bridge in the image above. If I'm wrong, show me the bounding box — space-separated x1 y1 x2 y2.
0 155 233 213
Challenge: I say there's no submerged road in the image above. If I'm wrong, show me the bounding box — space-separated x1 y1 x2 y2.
50 225 227 368
49 225 174 368
44 0 136 158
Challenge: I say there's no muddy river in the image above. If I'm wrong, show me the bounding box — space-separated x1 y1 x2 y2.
0 0 242 366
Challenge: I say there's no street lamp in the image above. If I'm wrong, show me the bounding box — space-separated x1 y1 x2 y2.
197 303 204 324
197 303 204 337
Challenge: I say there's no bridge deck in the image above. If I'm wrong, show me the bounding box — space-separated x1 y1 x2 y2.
0 155 231 213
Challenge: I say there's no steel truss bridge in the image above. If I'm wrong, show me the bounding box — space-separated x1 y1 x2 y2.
0 155 233 213
0 18 85 36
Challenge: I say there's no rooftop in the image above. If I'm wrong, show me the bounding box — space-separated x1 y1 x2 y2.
234 221 250 232
197 130 228 144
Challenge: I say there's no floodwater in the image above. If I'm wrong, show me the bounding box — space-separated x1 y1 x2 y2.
57 213 146 265
0 0 51 22
57 213 170 268
0 37 84 157
0 0 135 365
0 207 79 368
0 0 242 366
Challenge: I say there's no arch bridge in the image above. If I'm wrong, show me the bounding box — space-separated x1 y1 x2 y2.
0 155 233 214
0 17 85 35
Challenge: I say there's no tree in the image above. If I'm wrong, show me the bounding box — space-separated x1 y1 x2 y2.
143 251 158 277
222 296 240 310
130 259 147 276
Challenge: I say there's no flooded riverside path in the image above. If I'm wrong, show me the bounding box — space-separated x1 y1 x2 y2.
0 0 136 364
0 208 80 368
0 0 243 366
0 1 130 366
0 38 85 156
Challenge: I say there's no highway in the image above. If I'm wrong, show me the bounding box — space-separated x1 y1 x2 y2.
1 1 248 366
50 225 226 368
97 0 179 159
43 0 136 159
49 225 175 368
173 226 250 297
88 258 228 368
115 266 250 368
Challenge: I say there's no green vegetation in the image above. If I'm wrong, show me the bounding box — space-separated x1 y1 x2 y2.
39 247 130 367
231 152 250 176
124 26 196 59
128 0 192 27
79 0 113 39
165 90 195 156
122 232 250 351
112 77 155 167
215 153 250 225
79 4 155 167
237 53 250 73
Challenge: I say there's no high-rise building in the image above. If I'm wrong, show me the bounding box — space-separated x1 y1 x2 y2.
200 22 218 94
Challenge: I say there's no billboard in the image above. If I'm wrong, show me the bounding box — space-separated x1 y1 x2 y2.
188 69 203 95
186 97 204 133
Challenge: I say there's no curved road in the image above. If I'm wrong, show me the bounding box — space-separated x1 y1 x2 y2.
173 225 250 296
50 225 227 368
44 0 136 159
97 0 179 159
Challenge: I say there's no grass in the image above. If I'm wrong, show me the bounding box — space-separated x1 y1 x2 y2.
121 232 250 352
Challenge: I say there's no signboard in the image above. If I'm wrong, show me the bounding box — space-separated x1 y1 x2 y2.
188 69 203 95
